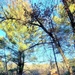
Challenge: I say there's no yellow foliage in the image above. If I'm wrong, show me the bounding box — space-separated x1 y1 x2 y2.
58 3 75 13
53 4 71 25
0 19 34 51
8 0 32 22
19 26 28 33
58 4 64 10
0 0 39 52
0 36 4 41
53 16 62 24
7 31 14 39
0 25 3 29
69 4 75 13
25 34 30 39
0 61 3 68
18 42 28 51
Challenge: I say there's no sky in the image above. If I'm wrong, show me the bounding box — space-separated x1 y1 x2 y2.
0 30 6 37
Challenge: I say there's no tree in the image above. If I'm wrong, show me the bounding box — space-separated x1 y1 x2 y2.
29 1 73 75
53 0 75 48
53 1 75 45
52 1 75 74
0 0 74 75
62 0 75 39
0 20 40 75
0 1 40 75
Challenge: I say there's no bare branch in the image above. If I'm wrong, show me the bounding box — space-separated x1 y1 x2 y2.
23 41 54 53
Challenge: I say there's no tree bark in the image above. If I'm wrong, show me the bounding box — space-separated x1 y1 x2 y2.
4 49 8 75
5 62 8 75
17 52 24 75
56 45 72 75
52 44 60 75
62 0 75 47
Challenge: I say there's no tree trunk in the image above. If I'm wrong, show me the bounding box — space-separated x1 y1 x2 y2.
62 0 75 47
35 15 73 75
4 49 8 75
52 44 60 75
59 1 74 75
5 62 8 75
56 43 72 75
17 52 24 75
18 63 23 75
49 29 73 75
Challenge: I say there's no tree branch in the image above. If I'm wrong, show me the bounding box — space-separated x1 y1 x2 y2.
28 21 41 27
23 41 54 52
62 0 75 30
